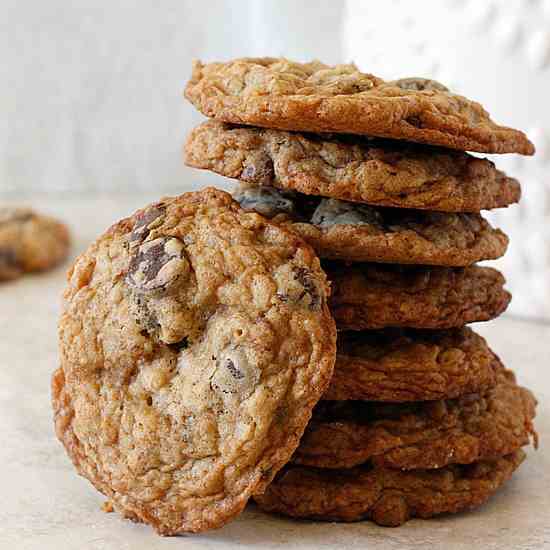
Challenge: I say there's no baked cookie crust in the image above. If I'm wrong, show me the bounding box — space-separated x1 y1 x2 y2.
233 185 509 265
53 188 336 534
296 367 537 470
185 121 521 212
324 328 499 402
185 58 534 155
326 263 511 330
255 451 526 526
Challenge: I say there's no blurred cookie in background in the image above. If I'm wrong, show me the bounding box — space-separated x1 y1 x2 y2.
0 207 70 281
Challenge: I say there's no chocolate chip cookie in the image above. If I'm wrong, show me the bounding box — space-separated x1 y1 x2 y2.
233 185 509 265
326 263 511 330
0 207 70 281
185 121 521 212
185 58 534 154
325 328 499 402
296 367 537 470
255 450 526 526
52 188 336 535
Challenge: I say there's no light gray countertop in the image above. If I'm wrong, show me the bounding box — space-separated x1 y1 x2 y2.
1 195 549 549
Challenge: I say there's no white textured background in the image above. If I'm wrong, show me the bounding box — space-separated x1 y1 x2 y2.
1 0 549 319
1 0 342 194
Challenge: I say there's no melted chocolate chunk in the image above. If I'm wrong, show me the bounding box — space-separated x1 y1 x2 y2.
311 198 383 227
127 236 188 292
241 153 275 185
293 266 320 310
233 186 297 218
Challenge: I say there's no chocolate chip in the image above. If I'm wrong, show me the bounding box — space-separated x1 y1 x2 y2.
168 336 189 352
130 205 165 242
241 153 275 185
311 198 383 227
293 266 320 310
233 185 297 219
126 236 189 292
224 358 244 380
211 349 259 398
405 115 423 129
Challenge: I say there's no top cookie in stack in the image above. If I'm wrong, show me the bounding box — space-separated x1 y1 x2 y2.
184 58 534 154
183 58 537 527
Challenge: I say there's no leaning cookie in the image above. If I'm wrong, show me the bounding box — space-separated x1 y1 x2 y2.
185 58 534 154
296 367 537 470
324 328 500 402
233 185 509 266
0 207 70 281
52 188 336 535
326 263 511 330
255 451 525 526
185 121 521 212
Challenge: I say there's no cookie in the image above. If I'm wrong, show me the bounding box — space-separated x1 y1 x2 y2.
255 450 526 526
185 121 521 212
295 367 537 470
326 263 511 330
184 58 534 155
324 328 499 402
233 185 509 265
52 188 337 535
0 207 70 281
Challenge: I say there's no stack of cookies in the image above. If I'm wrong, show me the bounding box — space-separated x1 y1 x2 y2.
184 58 538 526
52 58 539 536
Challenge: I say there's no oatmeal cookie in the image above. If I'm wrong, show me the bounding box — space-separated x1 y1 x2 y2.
52 188 336 535
233 185 508 265
185 58 534 154
295 367 537 470
185 121 521 212
326 263 511 330
325 328 499 402
255 451 526 526
0 207 70 281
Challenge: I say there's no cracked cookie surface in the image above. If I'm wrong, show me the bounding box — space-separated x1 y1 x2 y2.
296 366 537 470
52 188 336 535
324 328 499 402
186 121 521 212
326 263 511 330
233 185 508 265
255 451 526 526
185 58 534 154
0 207 70 281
